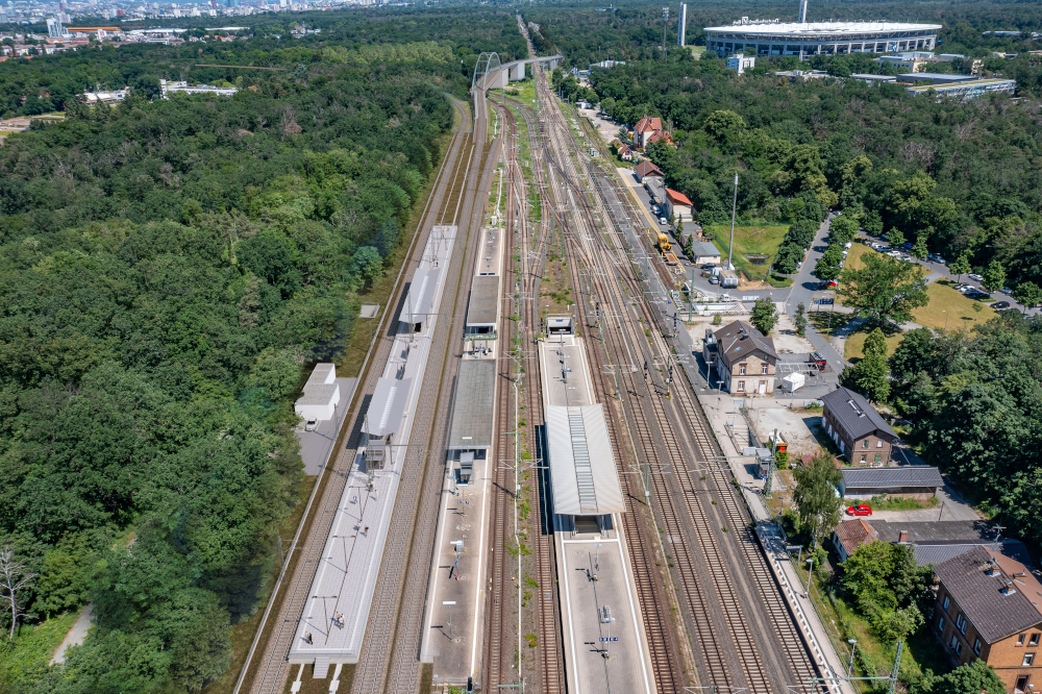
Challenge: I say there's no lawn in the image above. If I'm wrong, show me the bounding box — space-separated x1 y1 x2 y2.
704 222 789 281
841 244 996 360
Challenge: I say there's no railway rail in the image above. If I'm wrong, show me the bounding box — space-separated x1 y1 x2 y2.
240 100 485 694
527 57 825 693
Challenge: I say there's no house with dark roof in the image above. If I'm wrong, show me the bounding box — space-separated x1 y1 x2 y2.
820 386 898 465
933 546 1042 693
703 320 778 395
635 161 664 183
839 466 943 499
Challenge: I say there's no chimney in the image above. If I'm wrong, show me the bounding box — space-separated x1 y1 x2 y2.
898 530 909 543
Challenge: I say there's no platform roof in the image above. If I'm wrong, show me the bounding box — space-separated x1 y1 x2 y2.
546 404 625 516
466 275 500 328
364 377 412 437
447 360 497 450
400 267 441 324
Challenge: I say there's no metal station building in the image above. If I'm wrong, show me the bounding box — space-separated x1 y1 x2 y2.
704 0 940 57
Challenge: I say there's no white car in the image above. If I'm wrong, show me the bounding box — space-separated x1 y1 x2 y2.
968 273 984 282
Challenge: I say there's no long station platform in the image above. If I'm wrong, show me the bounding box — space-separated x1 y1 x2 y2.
287 225 457 675
539 332 656 694
423 222 506 686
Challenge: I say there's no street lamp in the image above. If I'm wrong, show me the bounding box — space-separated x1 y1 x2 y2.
847 638 858 678
806 557 815 599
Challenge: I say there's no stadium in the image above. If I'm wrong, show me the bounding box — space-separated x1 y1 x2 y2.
704 0 941 58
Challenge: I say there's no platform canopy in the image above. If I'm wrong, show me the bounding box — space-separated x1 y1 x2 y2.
400 268 441 325
466 275 500 330
447 360 496 450
364 377 412 437
545 404 625 516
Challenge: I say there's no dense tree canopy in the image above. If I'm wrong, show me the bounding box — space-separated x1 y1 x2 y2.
0 6 523 691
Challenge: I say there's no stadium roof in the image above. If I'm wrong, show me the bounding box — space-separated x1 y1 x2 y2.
704 21 941 37
546 405 625 516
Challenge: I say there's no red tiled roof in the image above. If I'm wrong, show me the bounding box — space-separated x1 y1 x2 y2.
834 519 878 556
634 115 662 134
666 188 693 207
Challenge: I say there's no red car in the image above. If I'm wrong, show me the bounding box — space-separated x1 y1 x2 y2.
846 504 872 517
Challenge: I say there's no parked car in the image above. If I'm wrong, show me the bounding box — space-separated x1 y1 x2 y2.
968 273 984 282
1002 286 1013 294
820 279 838 289
898 242 913 251
968 289 991 300
658 217 669 225
993 301 1011 309
927 253 946 264
305 418 318 432
846 504 873 517
708 275 721 285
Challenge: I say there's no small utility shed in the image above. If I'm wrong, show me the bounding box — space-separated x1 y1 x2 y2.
839 466 944 499
691 240 722 265
821 386 898 465
294 363 341 422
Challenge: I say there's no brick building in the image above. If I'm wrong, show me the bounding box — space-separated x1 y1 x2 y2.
703 320 778 395
820 386 898 465
933 546 1042 693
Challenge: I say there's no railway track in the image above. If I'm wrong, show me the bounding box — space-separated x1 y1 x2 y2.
351 121 503 692
527 58 825 693
483 88 566 694
239 100 488 694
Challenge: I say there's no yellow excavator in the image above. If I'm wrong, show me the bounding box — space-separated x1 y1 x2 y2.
655 230 672 254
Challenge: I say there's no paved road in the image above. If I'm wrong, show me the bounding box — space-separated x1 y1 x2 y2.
784 215 847 372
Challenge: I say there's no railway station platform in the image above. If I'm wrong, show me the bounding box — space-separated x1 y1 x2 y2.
421 434 491 685
557 531 656 694
287 225 457 673
538 335 655 694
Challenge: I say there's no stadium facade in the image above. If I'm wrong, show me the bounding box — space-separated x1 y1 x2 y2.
704 2 941 58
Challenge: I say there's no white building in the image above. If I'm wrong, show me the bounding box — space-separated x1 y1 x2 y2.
159 79 238 98
294 363 341 422
727 53 756 74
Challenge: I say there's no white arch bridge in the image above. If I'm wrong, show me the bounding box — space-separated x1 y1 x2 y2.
471 51 563 91
470 52 562 136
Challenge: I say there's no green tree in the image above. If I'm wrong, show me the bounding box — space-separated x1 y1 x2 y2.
352 246 384 289
982 259 1006 293
838 253 929 327
750 297 777 335
885 227 905 247
793 302 807 337
1014 280 1042 307
814 244 843 281
841 328 891 402
949 252 971 282
841 540 931 642
792 451 842 547
912 660 1006 694
828 215 858 245
911 234 929 260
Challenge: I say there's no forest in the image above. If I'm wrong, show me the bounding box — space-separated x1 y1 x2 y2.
0 6 520 693
530 1 1042 547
